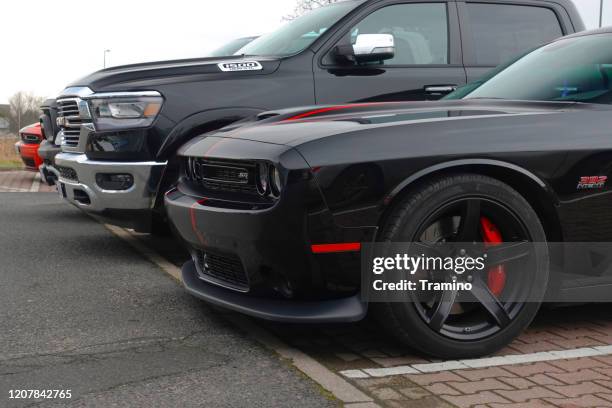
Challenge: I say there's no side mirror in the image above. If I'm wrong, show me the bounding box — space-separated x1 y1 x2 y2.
335 34 395 64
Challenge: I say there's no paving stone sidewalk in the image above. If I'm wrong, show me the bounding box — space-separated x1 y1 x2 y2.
263 305 612 407
0 170 56 192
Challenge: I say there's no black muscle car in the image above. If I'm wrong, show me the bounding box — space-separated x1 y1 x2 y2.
166 28 612 358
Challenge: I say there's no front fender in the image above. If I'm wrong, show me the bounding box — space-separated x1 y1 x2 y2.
386 158 560 206
156 107 265 160
311 158 561 236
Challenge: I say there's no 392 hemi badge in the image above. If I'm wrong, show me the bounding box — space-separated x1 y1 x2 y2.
577 175 608 189
217 61 263 72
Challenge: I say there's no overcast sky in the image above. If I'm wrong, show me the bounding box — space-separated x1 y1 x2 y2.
0 0 610 104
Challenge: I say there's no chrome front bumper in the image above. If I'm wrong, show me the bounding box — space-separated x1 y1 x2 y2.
54 153 167 213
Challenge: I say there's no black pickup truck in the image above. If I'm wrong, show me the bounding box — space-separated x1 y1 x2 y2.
43 0 584 232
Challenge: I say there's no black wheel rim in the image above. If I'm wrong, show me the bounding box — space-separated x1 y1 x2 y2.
404 196 535 341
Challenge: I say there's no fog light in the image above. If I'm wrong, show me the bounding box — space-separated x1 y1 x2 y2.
73 189 91 205
95 173 134 191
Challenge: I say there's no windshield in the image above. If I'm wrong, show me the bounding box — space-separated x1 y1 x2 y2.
236 1 359 57
452 34 612 103
209 37 258 57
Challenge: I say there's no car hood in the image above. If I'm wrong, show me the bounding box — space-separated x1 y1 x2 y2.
206 99 582 147
65 55 281 92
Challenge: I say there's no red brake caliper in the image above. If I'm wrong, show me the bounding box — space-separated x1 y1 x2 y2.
480 217 506 297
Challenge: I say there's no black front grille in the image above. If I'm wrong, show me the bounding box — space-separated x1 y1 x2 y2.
195 250 249 291
22 158 36 168
184 157 258 195
57 166 78 182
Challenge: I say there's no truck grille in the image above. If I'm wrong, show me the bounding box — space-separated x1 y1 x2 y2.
57 166 78 182
22 158 36 168
195 249 249 291
58 99 79 117
57 98 90 148
183 157 258 195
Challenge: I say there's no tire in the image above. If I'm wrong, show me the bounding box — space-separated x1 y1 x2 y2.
375 173 549 359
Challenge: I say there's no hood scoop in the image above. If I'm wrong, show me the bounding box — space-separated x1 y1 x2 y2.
257 111 281 121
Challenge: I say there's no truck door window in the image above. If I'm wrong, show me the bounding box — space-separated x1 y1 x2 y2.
332 3 449 65
464 3 563 67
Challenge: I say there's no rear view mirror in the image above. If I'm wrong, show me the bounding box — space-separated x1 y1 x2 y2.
335 34 395 64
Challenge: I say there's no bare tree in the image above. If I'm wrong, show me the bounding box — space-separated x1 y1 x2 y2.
9 92 25 134
8 92 43 133
284 0 341 21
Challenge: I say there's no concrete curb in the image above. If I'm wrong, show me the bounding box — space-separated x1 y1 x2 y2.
29 173 41 192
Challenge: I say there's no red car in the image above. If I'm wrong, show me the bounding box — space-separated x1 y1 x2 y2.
14 123 44 171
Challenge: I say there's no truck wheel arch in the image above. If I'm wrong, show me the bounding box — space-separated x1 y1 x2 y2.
156 107 266 160
153 107 266 210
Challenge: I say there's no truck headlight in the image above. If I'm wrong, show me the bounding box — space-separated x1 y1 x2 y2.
87 92 163 131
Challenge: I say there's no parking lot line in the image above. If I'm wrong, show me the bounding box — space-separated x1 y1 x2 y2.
29 172 41 192
0 186 29 192
340 345 612 379
104 224 375 406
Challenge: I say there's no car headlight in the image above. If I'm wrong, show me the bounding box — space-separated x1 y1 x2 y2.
87 92 163 131
270 165 282 197
256 162 283 198
256 162 269 196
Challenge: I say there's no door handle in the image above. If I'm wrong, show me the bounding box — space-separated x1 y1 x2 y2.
425 85 457 94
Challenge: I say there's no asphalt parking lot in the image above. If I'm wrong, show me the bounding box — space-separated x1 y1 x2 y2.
5 171 612 408
0 191 337 408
